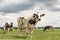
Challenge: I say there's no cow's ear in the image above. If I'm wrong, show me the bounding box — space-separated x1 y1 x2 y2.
33 13 36 18
33 13 36 16
40 14 45 17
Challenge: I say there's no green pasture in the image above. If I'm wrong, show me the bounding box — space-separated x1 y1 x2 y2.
0 29 60 40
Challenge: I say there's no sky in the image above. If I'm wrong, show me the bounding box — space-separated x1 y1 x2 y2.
0 0 60 27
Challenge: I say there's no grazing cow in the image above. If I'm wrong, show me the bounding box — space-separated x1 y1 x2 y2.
17 12 45 38
10 22 13 31
43 26 53 32
4 22 13 32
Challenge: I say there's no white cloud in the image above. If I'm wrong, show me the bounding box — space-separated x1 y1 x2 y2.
0 0 60 27
0 0 28 5
0 0 28 9
55 4 60 8
58 0 60 1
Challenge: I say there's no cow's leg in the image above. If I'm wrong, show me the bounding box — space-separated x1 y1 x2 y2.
52 27 53 32
43 28 46 32
26 26 29 35
8 28 10 32
30 25 34 38
19 28 23 37
50 27 53 32
26 23 29 36
17 22 20 31
26 28 28 34
30 29 33 38
18 22 22 36
18 25 22 36
11 27 13 31
17 25 19 30
10 27 13 31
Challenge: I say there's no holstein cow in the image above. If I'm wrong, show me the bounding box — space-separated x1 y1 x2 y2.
43 26 53 32
4 22 13 32
17 12 45 38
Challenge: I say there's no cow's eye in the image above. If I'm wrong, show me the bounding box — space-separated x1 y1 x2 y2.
33 16 35 18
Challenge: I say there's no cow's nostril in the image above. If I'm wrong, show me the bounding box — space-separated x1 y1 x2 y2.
39 19 41 21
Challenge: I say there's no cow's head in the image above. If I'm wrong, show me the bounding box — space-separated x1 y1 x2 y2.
32 12 45 22
6 22 8 25
32 13 41 23
5 22 9 26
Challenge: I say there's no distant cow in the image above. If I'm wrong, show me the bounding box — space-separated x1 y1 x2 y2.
4 22 13 32
43 26 53 32
17 12 45 38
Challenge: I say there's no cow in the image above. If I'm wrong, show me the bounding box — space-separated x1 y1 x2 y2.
3 22 13 33
17 12 45 38
43 26 53 32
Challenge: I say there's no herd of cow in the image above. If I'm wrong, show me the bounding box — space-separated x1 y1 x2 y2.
3 12 53 38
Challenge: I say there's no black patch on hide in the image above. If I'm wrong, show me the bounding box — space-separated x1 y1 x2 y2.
28 19 36 25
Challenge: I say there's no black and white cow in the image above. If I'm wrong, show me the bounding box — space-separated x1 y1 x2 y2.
43 26 53 32
17 12 45 38
4 22 13 32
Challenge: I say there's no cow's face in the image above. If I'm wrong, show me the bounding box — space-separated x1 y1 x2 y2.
33 13 41 22
5 22 9 25
33 13 45 22
33 13 39 19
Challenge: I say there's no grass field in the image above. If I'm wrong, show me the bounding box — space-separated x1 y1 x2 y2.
0 29 60 40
